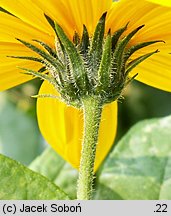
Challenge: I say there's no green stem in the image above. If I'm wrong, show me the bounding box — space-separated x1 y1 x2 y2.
77 96 103 200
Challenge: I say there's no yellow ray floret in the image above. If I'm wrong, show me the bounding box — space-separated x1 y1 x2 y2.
37 81 117 171
147 0 171 7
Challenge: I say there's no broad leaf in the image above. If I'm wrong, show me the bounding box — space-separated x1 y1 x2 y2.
0 94 43 165
30 147 78 199
95 115 171 200
29 147 65 181
0 154 69 200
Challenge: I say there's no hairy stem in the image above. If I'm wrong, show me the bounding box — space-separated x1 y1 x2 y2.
77 96 103 200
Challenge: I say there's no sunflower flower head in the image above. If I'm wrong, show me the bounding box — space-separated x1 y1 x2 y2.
1 0 171 173
9 12 162 108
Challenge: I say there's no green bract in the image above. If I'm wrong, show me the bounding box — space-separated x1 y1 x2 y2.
8 13 163 107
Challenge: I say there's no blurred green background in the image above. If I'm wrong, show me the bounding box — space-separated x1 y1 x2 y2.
0 80 44 165
117 81 171 141
0 79 171 165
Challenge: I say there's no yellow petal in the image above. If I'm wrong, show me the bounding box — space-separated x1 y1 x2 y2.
107 0 171 92
147 0 171 7
0 42 41 91
0 42 39 61
0 12 54 46
107 0 171 46
32 0 112 37
131 53 171 92
37 81 118 171
0 0 54 35
0 61 37 91
0 11 54 90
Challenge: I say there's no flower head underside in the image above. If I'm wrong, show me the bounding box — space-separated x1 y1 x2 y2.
1 0 171 170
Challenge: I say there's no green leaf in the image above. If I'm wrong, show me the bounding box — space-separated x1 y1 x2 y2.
54 164 78 199
29 147 65 181
0 154 69 200
0 96 43 165
29 147 78 199
95 115 171 200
